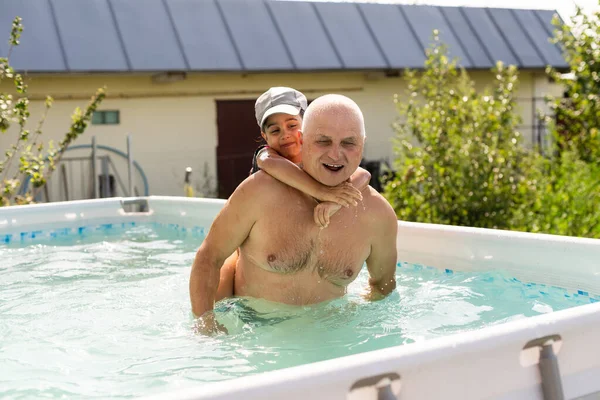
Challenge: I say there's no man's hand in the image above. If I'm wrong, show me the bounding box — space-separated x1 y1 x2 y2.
315 182 362 208
314 201 342 228
193 312 228 336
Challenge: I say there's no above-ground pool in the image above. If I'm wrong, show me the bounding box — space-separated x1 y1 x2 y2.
1 196 600 400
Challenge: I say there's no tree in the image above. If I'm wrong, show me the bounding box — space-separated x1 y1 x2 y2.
0 17 105 206
545 5 600 164
383 32 537 230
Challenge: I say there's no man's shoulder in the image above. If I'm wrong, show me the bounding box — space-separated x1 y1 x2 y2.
231 170 286 200
364 187 395 214
362 187 398 230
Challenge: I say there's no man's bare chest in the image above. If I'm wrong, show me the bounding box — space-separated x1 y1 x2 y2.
245 204 371 282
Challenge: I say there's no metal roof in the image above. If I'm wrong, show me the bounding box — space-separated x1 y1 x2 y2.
0 0 567 73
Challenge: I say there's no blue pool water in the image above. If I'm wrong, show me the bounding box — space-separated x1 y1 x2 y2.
0 223 597 399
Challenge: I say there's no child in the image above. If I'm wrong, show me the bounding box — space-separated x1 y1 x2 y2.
214 87 371 301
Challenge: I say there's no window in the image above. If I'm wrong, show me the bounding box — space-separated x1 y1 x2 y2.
92 110 120 125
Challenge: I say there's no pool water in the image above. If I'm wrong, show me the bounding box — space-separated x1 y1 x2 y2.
0 223 596 399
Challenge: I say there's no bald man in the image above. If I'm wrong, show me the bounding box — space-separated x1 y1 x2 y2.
189 94 398 332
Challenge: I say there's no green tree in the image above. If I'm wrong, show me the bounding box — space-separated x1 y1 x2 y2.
0 17 105 206
383 32 537 230
545 5 600 163
517 4 600 238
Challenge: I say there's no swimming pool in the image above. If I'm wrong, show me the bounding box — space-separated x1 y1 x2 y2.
1 196 600 400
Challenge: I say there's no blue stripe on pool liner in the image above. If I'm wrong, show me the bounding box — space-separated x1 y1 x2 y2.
3 224 599 302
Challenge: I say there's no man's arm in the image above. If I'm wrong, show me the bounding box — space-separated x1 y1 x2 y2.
189 177 260 318
364 197 398 300
256 148 361 207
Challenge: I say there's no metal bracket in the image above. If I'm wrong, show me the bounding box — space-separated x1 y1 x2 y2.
120 197 149 213
523 334 565 400
348 372 401 400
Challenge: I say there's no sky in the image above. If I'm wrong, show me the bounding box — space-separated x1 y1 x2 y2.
300 0 600 21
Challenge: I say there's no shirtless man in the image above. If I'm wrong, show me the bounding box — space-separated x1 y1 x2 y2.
189 94 398 332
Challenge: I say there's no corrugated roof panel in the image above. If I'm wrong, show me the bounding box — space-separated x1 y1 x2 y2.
50 0 128 71
0 0 568 72
166 0 241 70
534 9 560 38
487 8 545 67
218 0 293 70
358 3 425 69
514 10 566 68
0 0 66 71
440 7 492 68
400 5 472 67
534 9 569 68
268 1 341 70
461 7 519 66
109 0 187 70
313 2 387 69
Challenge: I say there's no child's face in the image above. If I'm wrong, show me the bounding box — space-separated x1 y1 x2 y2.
261 113 303 162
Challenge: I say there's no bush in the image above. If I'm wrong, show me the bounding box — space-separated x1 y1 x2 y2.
383 32 537 230
383 30 600 239
0 17 105 206
545 5 600 164
513 151 600 237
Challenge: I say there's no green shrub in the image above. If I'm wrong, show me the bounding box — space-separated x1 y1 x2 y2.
383 29 600 239
545 5 600 164
513 151 600 237
383 32 537 230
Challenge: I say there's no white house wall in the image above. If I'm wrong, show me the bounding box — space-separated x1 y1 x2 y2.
0 70 563 197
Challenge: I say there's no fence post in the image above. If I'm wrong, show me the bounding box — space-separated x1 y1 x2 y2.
91 136 98 199
127 134 133 197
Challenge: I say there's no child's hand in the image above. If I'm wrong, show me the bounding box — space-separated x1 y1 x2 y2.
316 182 362 208
314 201 342 228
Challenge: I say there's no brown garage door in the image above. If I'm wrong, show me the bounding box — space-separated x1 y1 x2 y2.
216 100 264 198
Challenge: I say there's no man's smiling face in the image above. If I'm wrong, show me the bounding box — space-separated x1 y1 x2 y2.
301 99 365 187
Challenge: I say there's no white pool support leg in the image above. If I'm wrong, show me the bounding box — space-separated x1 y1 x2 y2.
539 343 565 400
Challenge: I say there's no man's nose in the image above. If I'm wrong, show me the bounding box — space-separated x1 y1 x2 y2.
327 144 342 160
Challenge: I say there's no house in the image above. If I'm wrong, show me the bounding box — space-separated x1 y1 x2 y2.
0 0 567 199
